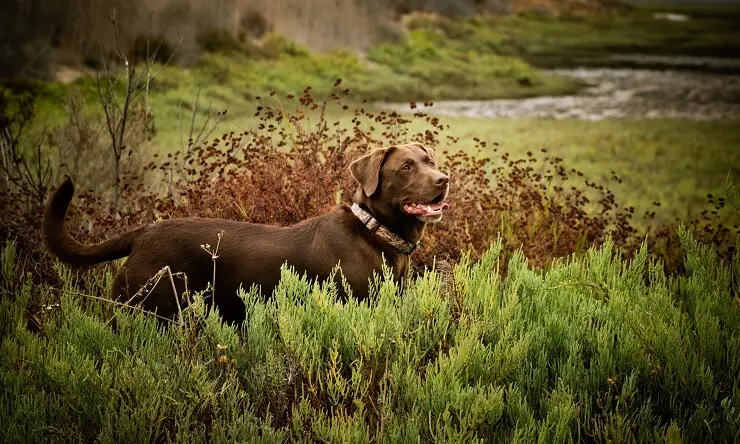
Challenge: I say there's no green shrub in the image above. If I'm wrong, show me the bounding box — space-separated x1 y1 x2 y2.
262 33 312 58
2 226 739 442
366 28 574 99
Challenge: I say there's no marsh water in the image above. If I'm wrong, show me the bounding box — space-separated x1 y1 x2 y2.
379 61 740 121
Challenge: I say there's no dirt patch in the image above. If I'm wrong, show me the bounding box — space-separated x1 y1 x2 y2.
52 65 89 84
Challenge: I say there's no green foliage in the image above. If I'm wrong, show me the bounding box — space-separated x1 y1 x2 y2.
2 229 740 442
367 28 576 100
150 25 578 108
2 16 585 125
401 11 740 69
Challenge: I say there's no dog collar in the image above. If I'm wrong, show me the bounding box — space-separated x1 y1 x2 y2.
350 203 419 255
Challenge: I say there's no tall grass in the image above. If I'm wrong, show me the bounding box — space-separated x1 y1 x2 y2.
1 223 739 442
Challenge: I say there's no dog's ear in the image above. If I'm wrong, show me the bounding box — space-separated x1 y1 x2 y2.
350 147 394 196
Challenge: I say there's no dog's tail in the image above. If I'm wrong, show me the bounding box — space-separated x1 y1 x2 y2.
43 178 145 267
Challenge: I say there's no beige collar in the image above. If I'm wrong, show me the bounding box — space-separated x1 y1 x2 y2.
350 203 418 255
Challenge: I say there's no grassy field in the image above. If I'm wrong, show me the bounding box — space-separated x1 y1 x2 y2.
7 3 740 112
1 28 579 121
3 7 740 441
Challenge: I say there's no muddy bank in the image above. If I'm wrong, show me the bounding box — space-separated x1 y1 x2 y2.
379 66 740 120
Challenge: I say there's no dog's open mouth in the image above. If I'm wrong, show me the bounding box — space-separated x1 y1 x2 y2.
402 193 450 220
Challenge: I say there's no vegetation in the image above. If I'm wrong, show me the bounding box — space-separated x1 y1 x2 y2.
365 28 577 100
2 27 577 118
2 2 739 440
5 82 738 234
1 0 625 80
10 1 740 114
410 117 740 225
2 79 738 274
5 2 739 163
186 37 574 103
0 87 640 279
401 9 740 70
2 219 740 442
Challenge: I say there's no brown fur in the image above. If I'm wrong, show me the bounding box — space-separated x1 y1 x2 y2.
43 143 449 324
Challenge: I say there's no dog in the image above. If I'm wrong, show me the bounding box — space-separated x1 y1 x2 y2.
43 142 450 324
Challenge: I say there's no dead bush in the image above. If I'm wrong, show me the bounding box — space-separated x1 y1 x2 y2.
44 85 643 274
3 82 737 289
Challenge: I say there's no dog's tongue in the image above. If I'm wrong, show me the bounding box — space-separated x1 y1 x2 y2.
403 202 450 216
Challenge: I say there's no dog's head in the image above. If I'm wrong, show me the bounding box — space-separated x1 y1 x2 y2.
350 142 450 223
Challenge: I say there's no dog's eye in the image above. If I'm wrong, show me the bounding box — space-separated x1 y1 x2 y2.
429 161 435 167
402 163 412 171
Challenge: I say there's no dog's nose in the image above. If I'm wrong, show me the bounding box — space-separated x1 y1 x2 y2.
435 174 449 187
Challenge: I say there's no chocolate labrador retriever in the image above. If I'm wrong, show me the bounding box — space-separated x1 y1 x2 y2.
43 142 450 324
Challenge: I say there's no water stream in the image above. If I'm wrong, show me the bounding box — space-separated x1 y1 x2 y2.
379 64 740 121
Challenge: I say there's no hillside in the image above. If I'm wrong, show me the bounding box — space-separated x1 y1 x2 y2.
0 0 620 80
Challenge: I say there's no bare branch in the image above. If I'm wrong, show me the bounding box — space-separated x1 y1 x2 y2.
93 11 179 210
53 287 177 324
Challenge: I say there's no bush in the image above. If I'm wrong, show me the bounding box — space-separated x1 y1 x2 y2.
1 221 739 441
364 25 580 99
2 83 737 285
60 87 641 269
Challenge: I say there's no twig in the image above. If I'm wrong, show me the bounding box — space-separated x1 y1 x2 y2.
95 10 181 210
200 230 225 302
102 265 188 326
188 89 201 149
0 94 53 206
178 88 228 158
165 266 184 327
52 287 176 324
